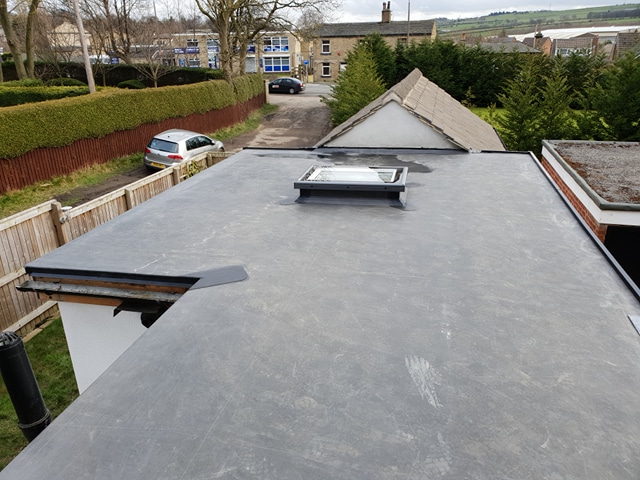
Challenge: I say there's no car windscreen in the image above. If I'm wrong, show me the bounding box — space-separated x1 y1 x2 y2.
148 138 179 153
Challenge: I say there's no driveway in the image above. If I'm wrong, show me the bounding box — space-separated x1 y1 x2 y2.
224 82 333 152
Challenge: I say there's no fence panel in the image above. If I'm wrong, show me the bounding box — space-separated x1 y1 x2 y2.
126 168 177 208
0 202 62 332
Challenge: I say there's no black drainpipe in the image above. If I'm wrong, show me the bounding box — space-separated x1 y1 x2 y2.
0 332 51 441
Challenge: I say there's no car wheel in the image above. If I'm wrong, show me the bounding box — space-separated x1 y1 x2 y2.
289 87 295 94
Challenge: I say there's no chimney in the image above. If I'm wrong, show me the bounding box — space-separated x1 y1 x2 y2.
534 25 543 50
382 1 391 23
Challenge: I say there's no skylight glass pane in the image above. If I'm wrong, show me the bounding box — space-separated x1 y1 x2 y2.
307 166 400 183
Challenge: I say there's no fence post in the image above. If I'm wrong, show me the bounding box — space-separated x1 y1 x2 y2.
124 188 135 210
50 201 71 246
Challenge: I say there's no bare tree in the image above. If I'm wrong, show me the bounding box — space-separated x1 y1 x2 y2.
0 0 28 77
82 0 147 63
195 0 338 82
24 0 42 76
129 16 180 87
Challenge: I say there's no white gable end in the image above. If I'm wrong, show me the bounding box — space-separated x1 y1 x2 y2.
324 102 458 149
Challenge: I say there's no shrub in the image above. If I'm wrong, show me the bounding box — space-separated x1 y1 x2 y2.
117 79 147 89
2 78 44 87
0 86 90 107
46 78 87 87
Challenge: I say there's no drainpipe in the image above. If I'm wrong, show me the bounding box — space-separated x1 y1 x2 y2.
0 332 51 441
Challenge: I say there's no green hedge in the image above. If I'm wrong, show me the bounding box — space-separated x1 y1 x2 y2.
0 74 264 159
0 86 90 107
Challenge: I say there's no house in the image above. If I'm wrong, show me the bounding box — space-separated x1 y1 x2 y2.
541 140 640 287
522 34 553 56
5 122 640 477
312 2 436 81
316 68 505 151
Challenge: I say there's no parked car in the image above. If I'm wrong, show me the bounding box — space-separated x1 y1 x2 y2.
144 129 224 171
268 77 305 94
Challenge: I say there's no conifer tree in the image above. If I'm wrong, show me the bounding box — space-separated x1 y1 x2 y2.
322 45 387 126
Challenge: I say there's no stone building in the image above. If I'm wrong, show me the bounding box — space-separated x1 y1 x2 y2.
312 2 436 82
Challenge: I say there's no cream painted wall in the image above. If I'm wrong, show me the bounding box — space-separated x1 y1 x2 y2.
58 302 148 393
324 102 457 149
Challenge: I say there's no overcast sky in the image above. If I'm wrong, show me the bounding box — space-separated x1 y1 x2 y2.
332 1 628 22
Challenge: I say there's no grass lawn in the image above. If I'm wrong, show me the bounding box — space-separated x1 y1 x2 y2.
0 319 77 470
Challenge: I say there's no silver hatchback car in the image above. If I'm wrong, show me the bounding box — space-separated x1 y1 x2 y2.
144 129 224 170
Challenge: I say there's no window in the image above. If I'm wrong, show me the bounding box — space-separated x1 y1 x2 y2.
321 39 330 54
263 36 289 52
263 56 290 72
206 38 219 52
322 62 331 77
187 136 213 151
188 58 201 67
186 39 199 48
340 62 347 72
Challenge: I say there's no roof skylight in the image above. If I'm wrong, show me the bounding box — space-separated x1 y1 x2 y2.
294 165 408 207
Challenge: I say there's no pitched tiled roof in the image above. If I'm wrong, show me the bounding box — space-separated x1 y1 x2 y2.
317 19 435 37
317 68 506 152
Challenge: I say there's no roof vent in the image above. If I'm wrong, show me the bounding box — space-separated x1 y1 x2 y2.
294 165 408 207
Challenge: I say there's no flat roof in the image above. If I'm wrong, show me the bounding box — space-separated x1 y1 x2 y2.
5 148 640 479
548 140 640 205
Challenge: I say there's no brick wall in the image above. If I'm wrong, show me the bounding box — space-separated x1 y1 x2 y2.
540 155 607 241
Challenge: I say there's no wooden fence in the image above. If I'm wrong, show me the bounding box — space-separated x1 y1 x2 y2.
0 153 228 336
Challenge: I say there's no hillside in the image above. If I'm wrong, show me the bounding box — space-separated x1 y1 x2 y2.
437 3 640 38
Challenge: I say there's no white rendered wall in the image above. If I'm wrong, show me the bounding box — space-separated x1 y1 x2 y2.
58 302 147 393
325 102 457 149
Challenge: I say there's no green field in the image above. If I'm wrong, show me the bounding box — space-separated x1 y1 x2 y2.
437 3 640 38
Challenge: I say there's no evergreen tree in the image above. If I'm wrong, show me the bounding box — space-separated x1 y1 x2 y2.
361 33 396 88
497 57 578 155
322 45 387 126
496 59 544 152
394 42 414 83
585 53 640 141
538 62 578 142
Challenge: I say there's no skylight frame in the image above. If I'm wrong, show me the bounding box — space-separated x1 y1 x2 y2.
294 165 408 192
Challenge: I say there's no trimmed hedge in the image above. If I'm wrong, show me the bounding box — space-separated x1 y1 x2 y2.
46 78 87 87
0 74 265 159
0 86 90 107
117 79 146 89
1 62 226 86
